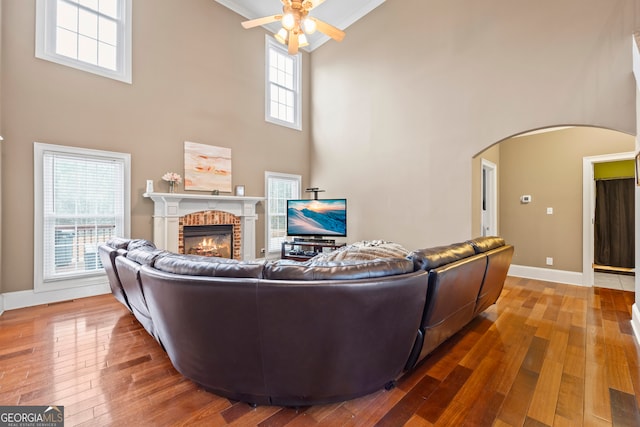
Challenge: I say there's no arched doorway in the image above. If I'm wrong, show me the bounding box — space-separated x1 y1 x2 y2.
473 126 635 288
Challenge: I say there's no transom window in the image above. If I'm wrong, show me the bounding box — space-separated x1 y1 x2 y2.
36 0 132 83
265 36 301 130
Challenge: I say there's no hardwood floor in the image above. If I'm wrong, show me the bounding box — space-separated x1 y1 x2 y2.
1 276 639 426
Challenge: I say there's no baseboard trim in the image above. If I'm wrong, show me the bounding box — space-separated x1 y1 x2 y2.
508 264 585 287
632 304 640 345
1 283 111 312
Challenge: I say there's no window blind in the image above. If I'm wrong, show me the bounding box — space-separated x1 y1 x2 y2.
266 174 300 253
42 150 125 281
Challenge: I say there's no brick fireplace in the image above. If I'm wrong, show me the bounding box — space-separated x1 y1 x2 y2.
179 211 241 259
143 192 263 260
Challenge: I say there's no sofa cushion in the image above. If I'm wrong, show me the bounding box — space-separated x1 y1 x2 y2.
126 247 169 266
263 257 414 281
311 240 410 262
466 236 505 254
105 237 131 250
153 254 265 278
409 242 476 271
127 239 156 252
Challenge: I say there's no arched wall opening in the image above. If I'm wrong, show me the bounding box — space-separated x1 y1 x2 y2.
472 125 635 286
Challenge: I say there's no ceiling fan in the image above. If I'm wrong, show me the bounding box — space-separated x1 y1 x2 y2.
241 0 346 55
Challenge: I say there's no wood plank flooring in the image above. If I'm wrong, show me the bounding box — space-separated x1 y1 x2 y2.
1 276 639 426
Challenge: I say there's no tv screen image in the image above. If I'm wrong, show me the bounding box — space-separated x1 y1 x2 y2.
287 199 347 237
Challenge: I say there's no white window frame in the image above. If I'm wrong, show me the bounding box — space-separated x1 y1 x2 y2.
265 35 302 130
265 171 302 256
35 0 133 84
34 142 131 292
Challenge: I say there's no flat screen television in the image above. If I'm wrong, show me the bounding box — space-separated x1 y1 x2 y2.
286 199 347 238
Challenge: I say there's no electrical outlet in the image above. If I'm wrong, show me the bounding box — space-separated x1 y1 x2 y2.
260 248 265 254
546 257 553 266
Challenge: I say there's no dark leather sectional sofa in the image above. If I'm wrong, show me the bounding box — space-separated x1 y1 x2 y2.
99 236 513 406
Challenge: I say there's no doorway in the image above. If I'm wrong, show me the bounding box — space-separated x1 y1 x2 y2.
481 159 497 237
582 152 635 286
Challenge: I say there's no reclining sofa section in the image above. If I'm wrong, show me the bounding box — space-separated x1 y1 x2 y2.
98 236 513 406
404 237 514 370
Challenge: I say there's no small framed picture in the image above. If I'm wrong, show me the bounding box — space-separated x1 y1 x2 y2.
235 185 245 196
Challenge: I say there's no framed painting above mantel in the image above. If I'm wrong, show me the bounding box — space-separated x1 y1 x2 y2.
184 141 232 192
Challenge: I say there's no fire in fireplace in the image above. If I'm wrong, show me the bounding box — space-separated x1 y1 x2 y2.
183 224 233 259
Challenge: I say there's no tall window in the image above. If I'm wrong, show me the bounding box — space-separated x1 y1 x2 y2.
34 143 131 291
35 0 132 83
265 36 301 130
265 172 301 254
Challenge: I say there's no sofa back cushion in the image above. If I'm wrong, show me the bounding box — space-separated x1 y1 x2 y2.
126 239 156 252
105 237 131 250
466 236 505 254
263 257 414 281
126 247 169 266
409 242 475 271
153 253 265 278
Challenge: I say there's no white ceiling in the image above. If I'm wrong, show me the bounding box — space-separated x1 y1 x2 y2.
215 0 386 52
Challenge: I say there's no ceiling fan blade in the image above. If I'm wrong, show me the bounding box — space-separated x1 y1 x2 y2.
241 15 281 29
288 31 299 54
312 18 345 42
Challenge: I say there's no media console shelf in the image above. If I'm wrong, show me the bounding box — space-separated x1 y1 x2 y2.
281 241 346 261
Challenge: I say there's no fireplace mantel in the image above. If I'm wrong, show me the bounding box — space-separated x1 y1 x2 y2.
143 192 263 260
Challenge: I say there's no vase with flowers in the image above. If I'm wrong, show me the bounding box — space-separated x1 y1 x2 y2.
162 172 182 193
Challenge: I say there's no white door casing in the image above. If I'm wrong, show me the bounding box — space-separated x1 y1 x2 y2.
582 151 635 286
481 159 498 237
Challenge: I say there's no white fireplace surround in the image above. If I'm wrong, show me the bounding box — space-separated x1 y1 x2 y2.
143 192 263 260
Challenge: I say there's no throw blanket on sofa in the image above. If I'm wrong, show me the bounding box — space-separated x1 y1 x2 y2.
311 240 410 262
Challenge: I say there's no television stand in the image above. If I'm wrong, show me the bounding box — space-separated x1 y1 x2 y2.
293 237 335 245
281 240 346 261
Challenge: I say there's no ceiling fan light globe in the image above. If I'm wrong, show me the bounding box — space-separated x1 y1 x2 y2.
282 13 296 30
298 33 309 47
302 18 316 34
274 27 288 44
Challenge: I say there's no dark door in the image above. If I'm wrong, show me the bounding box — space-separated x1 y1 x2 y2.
594 178 634 268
